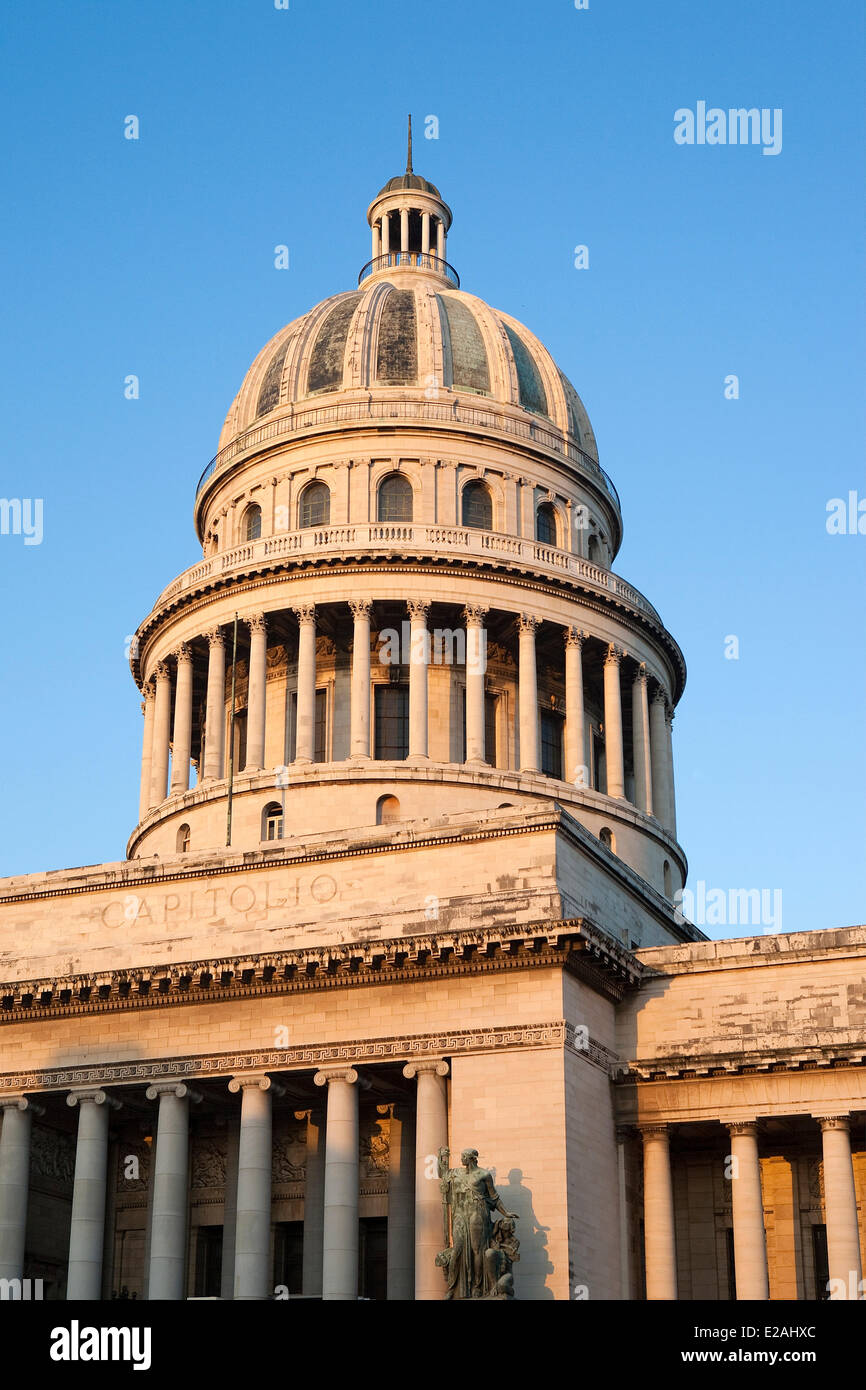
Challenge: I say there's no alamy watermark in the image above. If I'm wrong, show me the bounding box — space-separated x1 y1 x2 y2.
0 498 43 545
377 621 487 675
674 880 783 932
674 103 782 156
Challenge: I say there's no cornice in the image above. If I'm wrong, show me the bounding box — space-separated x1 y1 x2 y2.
621 1046 866 1082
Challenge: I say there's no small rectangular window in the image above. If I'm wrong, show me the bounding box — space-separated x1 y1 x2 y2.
484 693 498 767
375 685 409 760
540 709 563 779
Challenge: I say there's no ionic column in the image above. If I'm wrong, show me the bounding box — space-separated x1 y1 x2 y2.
245 614 268 771
421 212 431 254
203 628 226 781
640 1124 677 1300
463 606 488 763
603 644 625 798
384 1101 415 1301
295 1108 325 1297
564 628 587 786
0 1096 39 1282
819 1116 863 1297
66 1088 120 1300
726 1121 769 1299
403 1059 449 1301
349 599 372 760
381 214 390 255
650 689 671 829
632 662 653 814
145 1081 200 1300
228 1073 282 1299
518 613 539 771
294 604 317 763
436 218 445 260
665 706 678 838
138 681 156 820
400 206 409 254
169 645 193 795
408 600 430 760
314 1067 363 1300
149 661 172 806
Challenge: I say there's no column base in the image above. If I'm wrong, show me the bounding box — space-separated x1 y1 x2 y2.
406 753 430 765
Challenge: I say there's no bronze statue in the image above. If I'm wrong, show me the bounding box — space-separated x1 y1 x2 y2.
436 1147 520 1299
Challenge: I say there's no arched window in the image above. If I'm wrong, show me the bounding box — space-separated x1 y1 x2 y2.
663 860 672 898
300 481 330 529
176 823 190 853
262 801 284 841
376 794 401 825
242 503 262 541
536 502 557 546
599 826 616 853
378 474 413 523
461 480 493 530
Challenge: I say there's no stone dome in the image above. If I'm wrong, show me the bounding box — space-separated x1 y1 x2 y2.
217 280 599 461
376 172 441 197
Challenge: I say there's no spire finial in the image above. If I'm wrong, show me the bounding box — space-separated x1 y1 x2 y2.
406 114 413 174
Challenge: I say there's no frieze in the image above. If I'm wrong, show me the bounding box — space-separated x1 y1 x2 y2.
30 1125 75 1185
191 1136 227 1189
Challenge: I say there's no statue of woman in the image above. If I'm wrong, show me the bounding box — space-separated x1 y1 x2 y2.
437 1147 519 1299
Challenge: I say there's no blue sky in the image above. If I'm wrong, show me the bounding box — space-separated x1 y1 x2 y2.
0 0 863 937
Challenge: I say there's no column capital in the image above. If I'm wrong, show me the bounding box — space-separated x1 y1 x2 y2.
153 659 171 682
228 1072 284 1096
517 612 539 635
726 1120 761 1137
651 685 669 710
604 643 624 667
564 626 585 650
349 599 372 621
294 603 316 626
462 604 488 627
0 1094 43 1114
633 661 648 683
173 642 193 665
145 1081 202 1103
66 1088 121 1110
206 627 225 650
142 678 155 700
407 599 430 622
247 612 267 635
638 1122 670 1141
314 1066 369 1088
402 1059 449 1080
817 1114 851 1132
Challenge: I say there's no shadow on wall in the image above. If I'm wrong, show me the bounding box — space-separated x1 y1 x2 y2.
494 1167 555 1300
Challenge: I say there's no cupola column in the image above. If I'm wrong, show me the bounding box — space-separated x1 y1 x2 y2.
650 689 672 831
407 600 430 760
349 600 372 759
138 681 156 820
603 645 625 799
372 220 381 260
381 214 390 256
436 217 445 260
665 707 677 838
564 628 587 786
818 1116 863 1297
518 614 540 771
463 606 488 763
203 629 226 781
400 207 409 255
631 663 653 815
245 614 268 771
169 644 193 795
294 605 317 763
149 661 172 806
421 212 431 254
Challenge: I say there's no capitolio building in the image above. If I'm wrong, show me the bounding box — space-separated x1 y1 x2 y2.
0 135 863 1303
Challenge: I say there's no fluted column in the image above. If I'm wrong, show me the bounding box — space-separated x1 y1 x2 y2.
665 706 677 837
314 1067 362 1300
819 1116 863 1297
421 212 431 254
349 599 372 760
403 1059 449 1301
138 681 156 819
145 1080 199 1300
463 605 487 763
0 1097 38 1282
169 645 193 795
245 614 268 771
727 1121 769 1299
640 1124 677 1300
384 1101 415 1301
632 662 653 814
294 604 317 763
228 1073 282 1299
149 661 172 806
603 644 625 798
518 613 539 771
296 1108 325 1297
203 628 226 781
66 1088 119 1300
408 600 430 760
564 628 587 786
649 689 670 829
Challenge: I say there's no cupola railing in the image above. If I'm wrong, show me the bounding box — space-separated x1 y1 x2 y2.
358 251 460 287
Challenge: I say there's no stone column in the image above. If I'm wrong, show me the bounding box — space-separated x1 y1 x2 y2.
564 628 587 787
220 1117 240 1300
640 1124 677 1300
138 681 156 820
403 1059 449 1301
294 604 317 763
149 661 172 806
400 206 409 254
463 606 487 763
665 706 678 838
603 644 625 799
314 1067 362 1300
203 628 226 781
436 218 445 261
727 1121 769 1299
381 213 390 255
169 645 193 795
819 1116 863 1297
350 599 372 760
384 1101 415 1301
0 1097 38 1282
66 1088 119 1300
408 600 430 760
421 211 431 255
245 614 268 771
518 613 539 771
632 662 653 814
372 220 380 260
228 1073 281 1299
650 689 671 829
145 1081 199 1300
296 1108 325 1297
